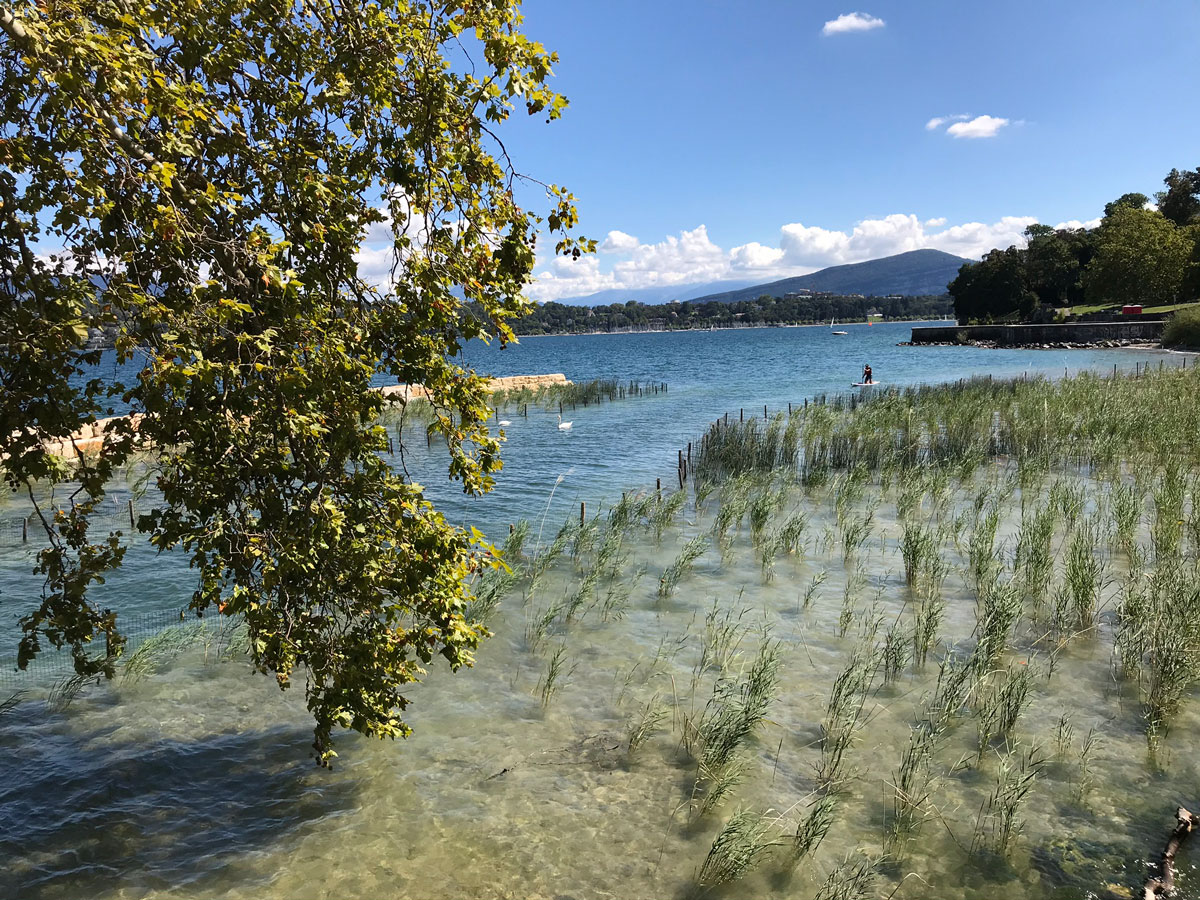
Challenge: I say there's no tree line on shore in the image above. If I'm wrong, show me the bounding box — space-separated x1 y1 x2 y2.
949 165 1200 324
503 292 953 335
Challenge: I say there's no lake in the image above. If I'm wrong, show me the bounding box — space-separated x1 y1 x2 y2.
0 323 1192 900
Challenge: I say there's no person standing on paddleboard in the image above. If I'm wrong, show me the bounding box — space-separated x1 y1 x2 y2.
862 364 873 385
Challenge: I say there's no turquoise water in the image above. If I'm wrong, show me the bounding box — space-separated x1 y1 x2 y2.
0 323 1193 900
3 322 1179 635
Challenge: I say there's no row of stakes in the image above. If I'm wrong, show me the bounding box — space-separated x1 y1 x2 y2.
19 365 1189 542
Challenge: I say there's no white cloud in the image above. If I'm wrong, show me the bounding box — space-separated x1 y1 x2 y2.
600 229 640 252
945 115 1010 139
925 114 969 131
526 214 1050 302
1053 218 1102 231
822 12 885 35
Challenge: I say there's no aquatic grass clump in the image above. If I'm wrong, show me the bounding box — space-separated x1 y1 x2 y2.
1062 518 1104 630
659 536 709 599
537 644 575 707
1015 504 1056 615
693 640 783 774
974 663 1035 760
121 624 208 682
1110 481 1143 552
694 808 778 892
817 642 878 785
813 853 879 900
971 745 1044 858
787 786 843 868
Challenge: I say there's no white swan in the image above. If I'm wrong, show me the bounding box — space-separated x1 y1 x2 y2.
498 419 512 426
557 414 573 431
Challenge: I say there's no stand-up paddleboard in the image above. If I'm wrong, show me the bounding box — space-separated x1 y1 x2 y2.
851 382 881 387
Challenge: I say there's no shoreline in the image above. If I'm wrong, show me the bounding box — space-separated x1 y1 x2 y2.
514 318 954 339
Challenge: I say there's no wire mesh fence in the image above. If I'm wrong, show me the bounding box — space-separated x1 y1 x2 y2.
0 607 241 696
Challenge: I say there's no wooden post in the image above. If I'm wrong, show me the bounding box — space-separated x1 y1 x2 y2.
128 499 135 528
580 502 586 526
656 477 661 494
22 517 27 542
687 442 692 469
788 402 792 414
510 523 514 534
763 404 768 419
740 408 744 423
804 398 808 409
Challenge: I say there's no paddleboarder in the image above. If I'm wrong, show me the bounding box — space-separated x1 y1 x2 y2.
862 364 873 385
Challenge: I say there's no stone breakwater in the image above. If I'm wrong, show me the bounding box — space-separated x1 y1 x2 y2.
37 374 571 458
900 338 1156 350
376 373 569 401
908 320 1164 349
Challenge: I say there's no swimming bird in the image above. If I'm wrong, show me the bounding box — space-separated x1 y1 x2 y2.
557 414 573 431
498 419 512 426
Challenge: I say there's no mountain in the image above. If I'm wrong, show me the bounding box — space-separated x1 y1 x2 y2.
552 279 760 307
685 250 972 306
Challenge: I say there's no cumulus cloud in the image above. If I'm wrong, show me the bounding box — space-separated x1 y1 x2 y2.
1053 218 1102 231
600 229 640 252
526 214 1050 302
925 114 969 131
945 115 1010 139
822 12 885 35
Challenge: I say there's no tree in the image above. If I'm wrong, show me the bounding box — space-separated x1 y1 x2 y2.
1084 207 1190 306
947 248 1034 323
1022 224 1094 308
1103 192 1150 219
0 0 590 764
1157 168 1200 227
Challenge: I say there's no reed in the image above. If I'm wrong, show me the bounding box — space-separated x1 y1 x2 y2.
659 535 709 599
122 624 207 682
1063 518 1104 630
1152 463 1186 559
788 786 842 867
801 570 828 611
1075 727 1099 804
974 663 1034 760
627 694 668 756
971 745 1044 858
694 639 782 774
1111 481 1143 552
813 853 878 900
537 644 575 707
694 808 778 892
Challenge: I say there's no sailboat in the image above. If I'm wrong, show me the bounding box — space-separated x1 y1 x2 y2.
830 318 848 335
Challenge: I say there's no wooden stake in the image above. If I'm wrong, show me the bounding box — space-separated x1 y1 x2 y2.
763 404 767 419
580 502 586 526
128 499 135 528
656 477 661 494
22 517 28 542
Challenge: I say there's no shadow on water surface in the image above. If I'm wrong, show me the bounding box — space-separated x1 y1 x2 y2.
0 708 358 900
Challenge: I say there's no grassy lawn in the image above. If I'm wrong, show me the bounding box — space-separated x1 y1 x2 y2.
1068 299 1200 316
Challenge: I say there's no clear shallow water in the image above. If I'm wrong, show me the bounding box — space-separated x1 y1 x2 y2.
0 325 1194 900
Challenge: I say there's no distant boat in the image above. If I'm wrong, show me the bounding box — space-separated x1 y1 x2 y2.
830 318 848 336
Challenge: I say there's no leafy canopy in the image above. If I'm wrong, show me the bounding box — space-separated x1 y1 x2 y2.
0 0 590 764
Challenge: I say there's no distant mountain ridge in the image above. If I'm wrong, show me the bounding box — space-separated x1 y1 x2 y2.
686 250 972 306
549 249 971 307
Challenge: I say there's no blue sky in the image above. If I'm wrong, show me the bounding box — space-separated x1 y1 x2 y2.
490 0 1200 300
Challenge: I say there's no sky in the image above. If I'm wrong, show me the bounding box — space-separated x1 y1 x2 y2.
476 0 1200 301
